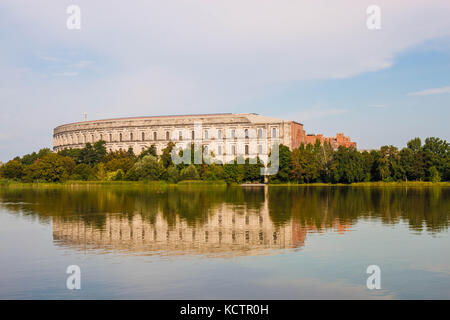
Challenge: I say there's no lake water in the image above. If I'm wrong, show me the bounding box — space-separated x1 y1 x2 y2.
0 185 449 299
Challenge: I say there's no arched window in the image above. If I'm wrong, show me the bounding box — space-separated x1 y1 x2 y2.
245 145 249 155
218 130 222 139
258 144 262 154
142 132 145 141
258 128 263 139
153 132 157 140
166 131 170 140
109 133 112 142
204 130 208 140
179 131 183 141
245 129 249 138
100 134 103 141
231 129 236 139
191 130 195 140
91 134 94 142
130 132 133 141
272 128 277 138
119 133 122 142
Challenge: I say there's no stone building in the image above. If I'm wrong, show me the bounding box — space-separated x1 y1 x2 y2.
53 113 356 163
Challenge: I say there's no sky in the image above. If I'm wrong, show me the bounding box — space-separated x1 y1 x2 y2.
0 0 449 162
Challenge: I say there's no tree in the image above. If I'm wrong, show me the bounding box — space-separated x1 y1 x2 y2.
269 144 291 183
139 145 157 159
180 164 200 180
133 155 164 181
24 153 73 182
422 137 449 181
0 160 24 180
71 163 94 181
166 166 180 183
429 166 441 182
160 142 175 168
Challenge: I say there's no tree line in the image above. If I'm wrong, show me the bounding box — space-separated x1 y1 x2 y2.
0 137 448 184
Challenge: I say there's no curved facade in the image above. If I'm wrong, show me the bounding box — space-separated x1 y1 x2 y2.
53 113 306 163
53 113 355 163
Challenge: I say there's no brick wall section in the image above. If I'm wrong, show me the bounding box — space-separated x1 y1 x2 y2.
290 122 306 149
304 132 356 149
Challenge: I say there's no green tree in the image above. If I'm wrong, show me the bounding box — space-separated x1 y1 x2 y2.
24 153 72 182
180 164 200 180
166 166 180 183
71 163 94 180
0 159 24 180
139 144 157 159
133 155 164 181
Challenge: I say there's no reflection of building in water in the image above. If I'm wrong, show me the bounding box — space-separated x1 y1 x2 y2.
52 189 352 257
53 202 307 257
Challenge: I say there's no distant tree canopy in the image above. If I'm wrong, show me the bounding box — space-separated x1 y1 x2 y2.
1 137 449 184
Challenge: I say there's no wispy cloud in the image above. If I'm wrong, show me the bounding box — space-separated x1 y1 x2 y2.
51 72 79 77
70 60 93 68
408 86 450 96
40 56 67 63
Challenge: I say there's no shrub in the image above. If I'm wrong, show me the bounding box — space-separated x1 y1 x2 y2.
133 155 164 181
180 165 200 180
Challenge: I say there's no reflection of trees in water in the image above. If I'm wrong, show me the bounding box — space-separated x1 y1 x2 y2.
0 186 448 233
269 187 449 233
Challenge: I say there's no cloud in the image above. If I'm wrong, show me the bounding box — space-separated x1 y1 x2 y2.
51 72 79 77
408 86 450 96
0 0 450 160
70 60 93 68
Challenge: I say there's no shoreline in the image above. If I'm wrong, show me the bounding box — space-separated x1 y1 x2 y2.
1 180 449 188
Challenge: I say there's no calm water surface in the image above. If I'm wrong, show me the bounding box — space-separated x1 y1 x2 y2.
0 185 449 299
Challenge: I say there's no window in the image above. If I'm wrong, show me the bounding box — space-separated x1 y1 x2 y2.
245 129 249 138
179 131 183 141
204 130 208 140
218 129 222 139
142 147 145 152
153 132 157 140
142 132 145 141
258 144 263 154
130 132 133 141
109 133 112 142
218 145 222 155
258 128 263 139
245 145 249 155
231 145 236 155
272 127 277 138
191 130 195 140
166 131 170 140
119 133 122 142
231 129 236 139
91 134 94 142
100 134 103 141
204 145 208 155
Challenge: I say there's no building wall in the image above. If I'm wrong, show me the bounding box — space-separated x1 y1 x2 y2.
53 113 356 161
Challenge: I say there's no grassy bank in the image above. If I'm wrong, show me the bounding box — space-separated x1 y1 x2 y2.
267 181 450 187
0 179 228 189
1 179 449 189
